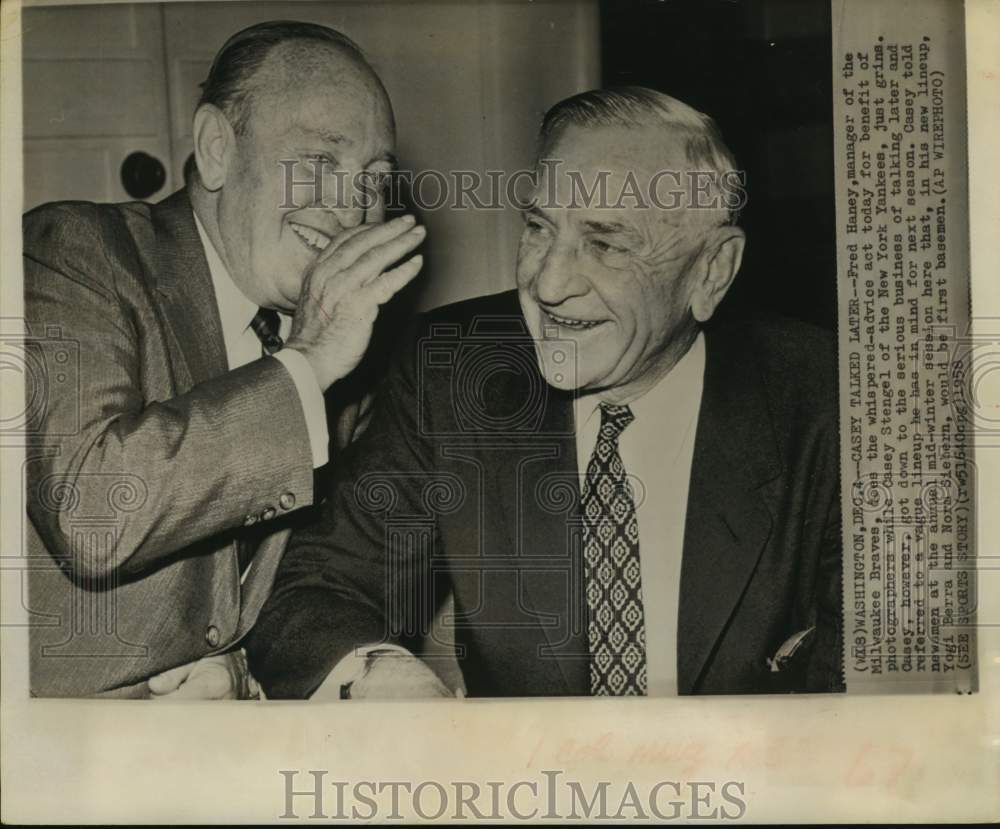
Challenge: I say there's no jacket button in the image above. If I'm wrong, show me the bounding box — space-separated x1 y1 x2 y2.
279 492 296 511
205 625 221 648
261 506 276 521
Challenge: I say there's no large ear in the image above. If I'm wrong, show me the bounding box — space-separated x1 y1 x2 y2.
690 225 746 323
192 103 235 192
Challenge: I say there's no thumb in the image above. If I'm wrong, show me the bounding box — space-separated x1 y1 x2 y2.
147 661 195 695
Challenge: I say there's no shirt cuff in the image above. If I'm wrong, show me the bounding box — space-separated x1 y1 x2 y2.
271 349 329 468
311 643 413 701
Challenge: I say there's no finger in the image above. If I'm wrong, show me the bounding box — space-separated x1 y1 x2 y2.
147 661 194 695
427 675 455 698
351 227 425 288
151 665 232 700
327 215 419 271
294 223 371 314
367 254 424 305
320 213 415 267
316 221 374 263
364 179 386 226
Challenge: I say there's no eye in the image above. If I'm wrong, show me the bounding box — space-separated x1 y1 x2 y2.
589 238 627 255
522 216 551 235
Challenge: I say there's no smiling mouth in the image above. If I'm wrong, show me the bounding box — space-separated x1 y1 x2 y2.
542 309 605 331
289 222 333 252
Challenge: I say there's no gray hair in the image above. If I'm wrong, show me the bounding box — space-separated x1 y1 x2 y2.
537 86 742 225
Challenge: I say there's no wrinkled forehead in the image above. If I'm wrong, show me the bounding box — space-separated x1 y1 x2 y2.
541 123 691 179
251 42 395 140
260 39 380 91
533 124 699 230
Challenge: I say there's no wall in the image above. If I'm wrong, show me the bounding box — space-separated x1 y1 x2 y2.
22 0 600 309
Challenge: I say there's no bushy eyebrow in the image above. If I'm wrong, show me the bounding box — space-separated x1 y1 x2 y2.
522 206 639 239
297 126 397 168
299 126 350 145
582 219 633 235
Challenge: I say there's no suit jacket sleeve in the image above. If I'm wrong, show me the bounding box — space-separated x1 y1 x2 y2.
23 204 314 581
246 318 436 699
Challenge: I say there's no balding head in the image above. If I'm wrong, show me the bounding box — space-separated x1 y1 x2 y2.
537 86 741 227
197 20 389 138
189 21 396 313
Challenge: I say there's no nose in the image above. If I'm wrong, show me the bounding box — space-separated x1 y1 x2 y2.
321 167 366 230
332 203 365 230
532 240 588 306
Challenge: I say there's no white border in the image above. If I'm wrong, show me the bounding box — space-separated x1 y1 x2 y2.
2 0 997 822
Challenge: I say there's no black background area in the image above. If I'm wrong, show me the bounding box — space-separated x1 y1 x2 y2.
600 0 836 332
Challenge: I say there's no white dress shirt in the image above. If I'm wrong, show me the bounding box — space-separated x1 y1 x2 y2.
574 332 706 696
193 213 328 468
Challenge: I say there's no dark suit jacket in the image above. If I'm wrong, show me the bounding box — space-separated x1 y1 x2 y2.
23 189 319 697
248 290 844 697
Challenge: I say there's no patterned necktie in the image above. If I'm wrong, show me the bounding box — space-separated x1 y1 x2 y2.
582 402 646 695
250 307 284 356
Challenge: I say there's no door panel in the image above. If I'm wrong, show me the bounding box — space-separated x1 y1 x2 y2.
21 4 173 210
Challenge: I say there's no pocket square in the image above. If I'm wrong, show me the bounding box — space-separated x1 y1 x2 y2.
766 626 816 673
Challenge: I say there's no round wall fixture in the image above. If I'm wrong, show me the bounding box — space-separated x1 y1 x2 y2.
120 151 166 199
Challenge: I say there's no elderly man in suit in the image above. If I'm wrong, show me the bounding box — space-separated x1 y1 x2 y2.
23 20 425 697
247 86 843 698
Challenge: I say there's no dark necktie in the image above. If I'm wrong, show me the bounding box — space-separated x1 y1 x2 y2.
250 307 283 356
582 402 646 695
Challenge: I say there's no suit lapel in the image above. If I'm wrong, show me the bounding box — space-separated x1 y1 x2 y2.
236 529 291 637
677 321 783 693
486 315 586 695
150 189 228 387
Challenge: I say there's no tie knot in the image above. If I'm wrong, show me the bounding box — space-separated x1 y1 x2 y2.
599 403 634 438
250 308 283 355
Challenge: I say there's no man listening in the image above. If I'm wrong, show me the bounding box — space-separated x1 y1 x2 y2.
248 87 843 698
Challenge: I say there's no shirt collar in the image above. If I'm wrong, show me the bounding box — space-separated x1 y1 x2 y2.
575 331 707 429
193 210 258 341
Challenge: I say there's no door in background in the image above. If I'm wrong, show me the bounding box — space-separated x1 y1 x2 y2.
22 4 175 211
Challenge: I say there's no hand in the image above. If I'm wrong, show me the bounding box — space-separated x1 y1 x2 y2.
148 650 255 700
346 652 454 699
285 211 425 391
